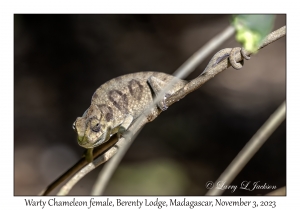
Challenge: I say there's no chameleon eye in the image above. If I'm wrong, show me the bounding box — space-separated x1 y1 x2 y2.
92 123 101 132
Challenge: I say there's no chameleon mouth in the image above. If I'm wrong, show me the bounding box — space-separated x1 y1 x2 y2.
92 132 114 147
92 134 107 147
78 136 105 149
78 140 92 148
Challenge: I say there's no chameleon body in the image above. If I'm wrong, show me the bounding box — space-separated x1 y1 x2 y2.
73 47 250 162
73 72 188 161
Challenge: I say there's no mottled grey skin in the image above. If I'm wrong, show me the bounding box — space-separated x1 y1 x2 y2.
73 71 187 153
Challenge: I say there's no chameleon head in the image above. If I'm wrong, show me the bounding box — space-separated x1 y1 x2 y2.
73 104 112 148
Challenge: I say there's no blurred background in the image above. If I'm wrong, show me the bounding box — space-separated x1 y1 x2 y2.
14 14 286 196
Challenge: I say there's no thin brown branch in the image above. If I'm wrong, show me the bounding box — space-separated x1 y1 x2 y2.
39 134 118 195
56 134 120 195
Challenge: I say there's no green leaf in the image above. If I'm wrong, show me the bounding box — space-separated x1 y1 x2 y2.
232 15 275 53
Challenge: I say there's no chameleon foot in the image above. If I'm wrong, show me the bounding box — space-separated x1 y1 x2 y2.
159 93 170 111
229 47 251 70
117 114 133 139
147 76 173 111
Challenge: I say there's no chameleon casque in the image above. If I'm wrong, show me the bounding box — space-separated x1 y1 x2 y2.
73 47 250 162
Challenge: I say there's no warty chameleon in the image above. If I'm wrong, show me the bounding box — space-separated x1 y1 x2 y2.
72 47 250 162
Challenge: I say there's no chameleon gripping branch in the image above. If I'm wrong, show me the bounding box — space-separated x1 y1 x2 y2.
73 49 254 164
40 25 286 196
40 25 236 196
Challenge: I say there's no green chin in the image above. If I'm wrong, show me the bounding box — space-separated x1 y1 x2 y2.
77 135 94 148
77 133 106 149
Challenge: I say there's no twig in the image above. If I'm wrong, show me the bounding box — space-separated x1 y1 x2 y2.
206 101 286 196
166 26 286 107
